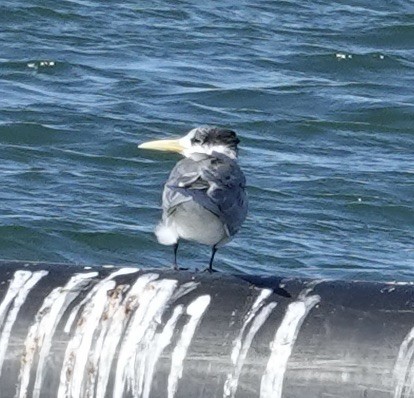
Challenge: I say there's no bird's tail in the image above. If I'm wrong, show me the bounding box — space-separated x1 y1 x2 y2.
155 222 178 245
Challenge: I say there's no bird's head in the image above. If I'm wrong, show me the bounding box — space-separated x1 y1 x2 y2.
138 126 240 159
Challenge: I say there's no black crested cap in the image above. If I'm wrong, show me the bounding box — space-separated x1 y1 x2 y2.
191 126 240 150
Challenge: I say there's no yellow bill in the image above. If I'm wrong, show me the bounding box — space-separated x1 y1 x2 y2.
138 138 184 153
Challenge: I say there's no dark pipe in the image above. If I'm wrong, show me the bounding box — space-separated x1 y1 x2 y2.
0 260 412 398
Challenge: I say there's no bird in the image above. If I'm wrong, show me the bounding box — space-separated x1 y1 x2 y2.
138 126 248 272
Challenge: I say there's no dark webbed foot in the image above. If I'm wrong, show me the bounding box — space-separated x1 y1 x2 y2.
173 264 189 271
202 267 218 273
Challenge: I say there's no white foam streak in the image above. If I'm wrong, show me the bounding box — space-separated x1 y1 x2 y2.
142 305 184 398
393 327 414 398
57 269 137 398
96 273 159 398
63 267 138 334
170 281 199 302
0 270 48 378
224 302 277 398
231 289 272 365
168 295 211 398
113 278 178 398
58 279 116 398
84 284 127 398
260 292 320 398
0 271 32 326
17 272 98 398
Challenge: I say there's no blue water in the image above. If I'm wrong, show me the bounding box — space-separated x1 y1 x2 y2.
1 0 413 280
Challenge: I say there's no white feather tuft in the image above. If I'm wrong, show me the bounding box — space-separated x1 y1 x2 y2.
155 223 178 246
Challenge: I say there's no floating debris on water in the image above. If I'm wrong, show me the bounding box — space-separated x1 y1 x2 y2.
335 53 352 60
26 60 56 70
335 53 386 61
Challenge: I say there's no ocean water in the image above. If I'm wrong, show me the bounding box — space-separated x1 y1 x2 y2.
0 0 413 281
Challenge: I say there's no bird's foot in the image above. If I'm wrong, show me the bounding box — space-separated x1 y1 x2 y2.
173 264 188 271
202 267 218 273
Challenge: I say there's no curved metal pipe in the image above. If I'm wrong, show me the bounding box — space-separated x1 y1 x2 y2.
0 261 412 398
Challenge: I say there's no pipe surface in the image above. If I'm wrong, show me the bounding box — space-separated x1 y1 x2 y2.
0 260 412 398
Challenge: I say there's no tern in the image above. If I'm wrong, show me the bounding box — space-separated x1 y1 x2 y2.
139 126 248 272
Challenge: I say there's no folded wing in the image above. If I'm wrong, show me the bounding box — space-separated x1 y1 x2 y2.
162 153 248 237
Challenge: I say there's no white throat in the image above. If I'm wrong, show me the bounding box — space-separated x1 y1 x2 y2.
208 145 237 159
183 145 237 160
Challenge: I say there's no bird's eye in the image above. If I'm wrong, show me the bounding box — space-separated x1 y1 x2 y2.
191 137 202 144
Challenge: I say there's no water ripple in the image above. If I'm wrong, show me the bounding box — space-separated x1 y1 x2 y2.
0 0 413 280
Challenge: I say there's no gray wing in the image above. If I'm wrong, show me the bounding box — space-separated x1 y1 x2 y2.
162 154 248 236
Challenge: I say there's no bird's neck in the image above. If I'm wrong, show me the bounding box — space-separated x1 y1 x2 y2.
185 146 237 161
208 145 237 160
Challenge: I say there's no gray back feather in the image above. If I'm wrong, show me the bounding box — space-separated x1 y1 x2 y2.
162 153 248 237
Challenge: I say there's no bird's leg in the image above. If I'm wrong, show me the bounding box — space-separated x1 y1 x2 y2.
204 245 218 273
172 242 188 271
173 242 179 270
